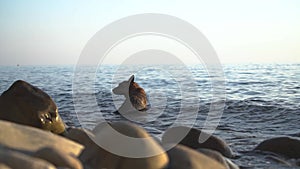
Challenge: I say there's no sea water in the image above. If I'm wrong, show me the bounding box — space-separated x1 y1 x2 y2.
0 64 299 168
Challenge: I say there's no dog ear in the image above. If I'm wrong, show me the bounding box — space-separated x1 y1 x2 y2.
128 75 134 83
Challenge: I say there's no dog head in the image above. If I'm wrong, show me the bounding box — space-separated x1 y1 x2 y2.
113 75 134 96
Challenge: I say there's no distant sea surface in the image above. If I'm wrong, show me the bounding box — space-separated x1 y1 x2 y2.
0 64 299 169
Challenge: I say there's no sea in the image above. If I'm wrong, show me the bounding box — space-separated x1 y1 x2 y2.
0 64 299 169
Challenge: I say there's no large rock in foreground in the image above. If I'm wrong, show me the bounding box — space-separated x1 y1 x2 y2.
69 121 169 169
65 127 100 168
0 120 83 156
0 146 56 169
34 147 83 169
0 80 66 134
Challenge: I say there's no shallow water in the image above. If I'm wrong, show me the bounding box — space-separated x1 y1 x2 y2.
0 64 299 168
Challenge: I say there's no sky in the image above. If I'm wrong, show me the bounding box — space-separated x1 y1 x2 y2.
0 0 299 65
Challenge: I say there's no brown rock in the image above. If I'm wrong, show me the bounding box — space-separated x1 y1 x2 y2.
78 121 169 169
255 137 300 159
34 147 83 169
162 126 233 158
197 148 239 169
96 122 169 169
0 147 56 169
165 144 226 169
65 127 96 149
0 80 66 134
0 163 12 169
0 120 83 156
65 127 100 168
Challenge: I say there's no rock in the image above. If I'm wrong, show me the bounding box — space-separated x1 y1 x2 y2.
65 127 101 168
0 80 66 134
197 148 239 169
225 158 240 169
255 137 300 159
0 120 83 156
162 126 234 158
79 121 169 169
165 144 227 169
34 147 83 169
0 163 12 169
0 147 56 169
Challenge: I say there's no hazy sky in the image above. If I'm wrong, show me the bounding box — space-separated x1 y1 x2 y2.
0 0 299 65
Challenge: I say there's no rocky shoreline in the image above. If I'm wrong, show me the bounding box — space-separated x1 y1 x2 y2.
0 119 237 169
0 80 299 169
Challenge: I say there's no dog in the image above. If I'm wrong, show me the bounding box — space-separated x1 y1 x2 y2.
113 75 148 114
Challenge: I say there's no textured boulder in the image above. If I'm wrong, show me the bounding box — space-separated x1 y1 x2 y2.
162 126 233 158
165 144 226 169
255 137 300 159
197 148 239 169
75 121 169 169
0 120 83 156
0 80 66 134
34 147 83 169
0 163 12 169
0 147 56 169
65 127 100 168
